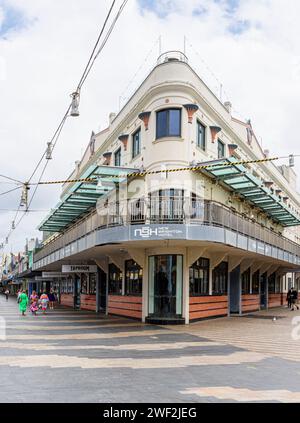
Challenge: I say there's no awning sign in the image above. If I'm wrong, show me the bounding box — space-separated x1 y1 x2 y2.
42 272 65 278
62 265 97 273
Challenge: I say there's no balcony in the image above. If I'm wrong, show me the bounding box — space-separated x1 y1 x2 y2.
33 197 300 266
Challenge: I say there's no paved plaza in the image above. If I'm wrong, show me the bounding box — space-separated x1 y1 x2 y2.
0 294 299 403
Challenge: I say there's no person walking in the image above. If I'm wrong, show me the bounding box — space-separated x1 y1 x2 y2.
30 291 39 316
291 288 299 311
48 289 56 310
19 290 28 316
286 288 293 309
39 292 49 314
4 288 9 301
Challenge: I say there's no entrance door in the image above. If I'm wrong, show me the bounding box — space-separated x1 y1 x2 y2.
148 255 183 318
229 266 240 314
260 273 267 309
74 276 81 309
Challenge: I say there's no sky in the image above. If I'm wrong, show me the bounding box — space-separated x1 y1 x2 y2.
0 0 300 253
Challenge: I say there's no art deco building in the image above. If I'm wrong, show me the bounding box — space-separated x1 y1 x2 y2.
33 51 300 324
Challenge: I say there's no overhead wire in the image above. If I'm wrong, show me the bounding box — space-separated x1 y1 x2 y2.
1 0 128 251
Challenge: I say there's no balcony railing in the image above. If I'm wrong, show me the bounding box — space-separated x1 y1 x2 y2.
34 198 300 262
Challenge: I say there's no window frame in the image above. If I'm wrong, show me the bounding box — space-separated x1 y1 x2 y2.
241 268 251 294
114 147 121 167
212 261 228 295
108 263 123 295
132 128 141 159
189 257 210 296
156 108 182 140
196 120 206 151
217 139 225 159
125 259 143 296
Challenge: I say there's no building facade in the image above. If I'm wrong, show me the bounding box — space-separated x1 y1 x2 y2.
32 51 300 324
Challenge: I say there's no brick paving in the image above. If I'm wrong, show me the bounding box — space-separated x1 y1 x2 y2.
0 294 299 403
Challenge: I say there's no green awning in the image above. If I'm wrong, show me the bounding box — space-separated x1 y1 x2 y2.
39 164 138 232
197 157 300 227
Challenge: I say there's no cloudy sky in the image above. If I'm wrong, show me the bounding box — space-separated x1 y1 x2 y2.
0 0 300 254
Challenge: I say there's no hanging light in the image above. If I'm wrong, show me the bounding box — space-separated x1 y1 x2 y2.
289 154 295 167
20 183 30 209
5 237 8 244
11 221 15 230
46 142 53 160
70 91 80 117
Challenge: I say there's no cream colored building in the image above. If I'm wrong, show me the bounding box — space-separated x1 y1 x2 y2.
33 51 300 323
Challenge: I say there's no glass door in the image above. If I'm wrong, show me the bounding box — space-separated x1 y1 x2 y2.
148 255 183 318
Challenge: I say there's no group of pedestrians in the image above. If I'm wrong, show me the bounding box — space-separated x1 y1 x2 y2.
16 289 57 317
286 287 299 311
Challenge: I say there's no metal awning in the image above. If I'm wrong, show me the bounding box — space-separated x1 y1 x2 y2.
198 157 300 227
39 164 138 233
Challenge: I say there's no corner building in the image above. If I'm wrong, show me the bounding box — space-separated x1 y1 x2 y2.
33 52 300 324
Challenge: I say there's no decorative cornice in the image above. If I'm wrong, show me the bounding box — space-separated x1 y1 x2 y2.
210 126 222 143
183 104 199 124
118 134 129 151
102 152 112 165
138 111 151 130
228 144 238 156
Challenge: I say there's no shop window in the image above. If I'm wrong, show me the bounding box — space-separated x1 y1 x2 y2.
189 257 209 296
132 128 141 158
241 268 251 294
108 263 123 295
252 271 259 294
268 273 276 293
275 276 281 293
81 274 88 294
196 120 206 150
156 108 181 139
89 273 97 295
125 260 143 296
212 261 228 295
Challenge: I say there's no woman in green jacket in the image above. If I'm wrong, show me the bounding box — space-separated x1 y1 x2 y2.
19 290 28 316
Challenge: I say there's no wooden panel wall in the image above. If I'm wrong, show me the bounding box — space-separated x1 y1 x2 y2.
60 294 74 308
108 295 142 319
268 293 283 308
80 294 96 311
241 294 260 313
189 295 228 321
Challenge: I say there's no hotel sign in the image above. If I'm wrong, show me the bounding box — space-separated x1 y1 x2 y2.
133 226 185 239
62 265 97 273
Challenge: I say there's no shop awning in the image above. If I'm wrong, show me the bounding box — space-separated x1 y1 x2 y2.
39 164 138 233
198 157 300 227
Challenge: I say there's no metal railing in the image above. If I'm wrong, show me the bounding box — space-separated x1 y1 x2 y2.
34 197 300 262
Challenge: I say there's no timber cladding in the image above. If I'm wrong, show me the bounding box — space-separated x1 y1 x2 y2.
108 295 142 319
189 295 228 321
242 294 260 312
60 294 74 308
80 294 96 311
268 293 283 308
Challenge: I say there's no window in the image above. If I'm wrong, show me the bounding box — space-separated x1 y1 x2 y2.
89 274 97 295
196 121 206 150
108 263 123 295
132 128 141 158
252 270 259 294
275 276 281 293
114 148 121 166
80 274 88 294
212 261 228 295
241 268 251 294
268 273 276 293
189 257 209 296
156 108 181 139
217 139 225 158
125 260 143 296
150 189 184 223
